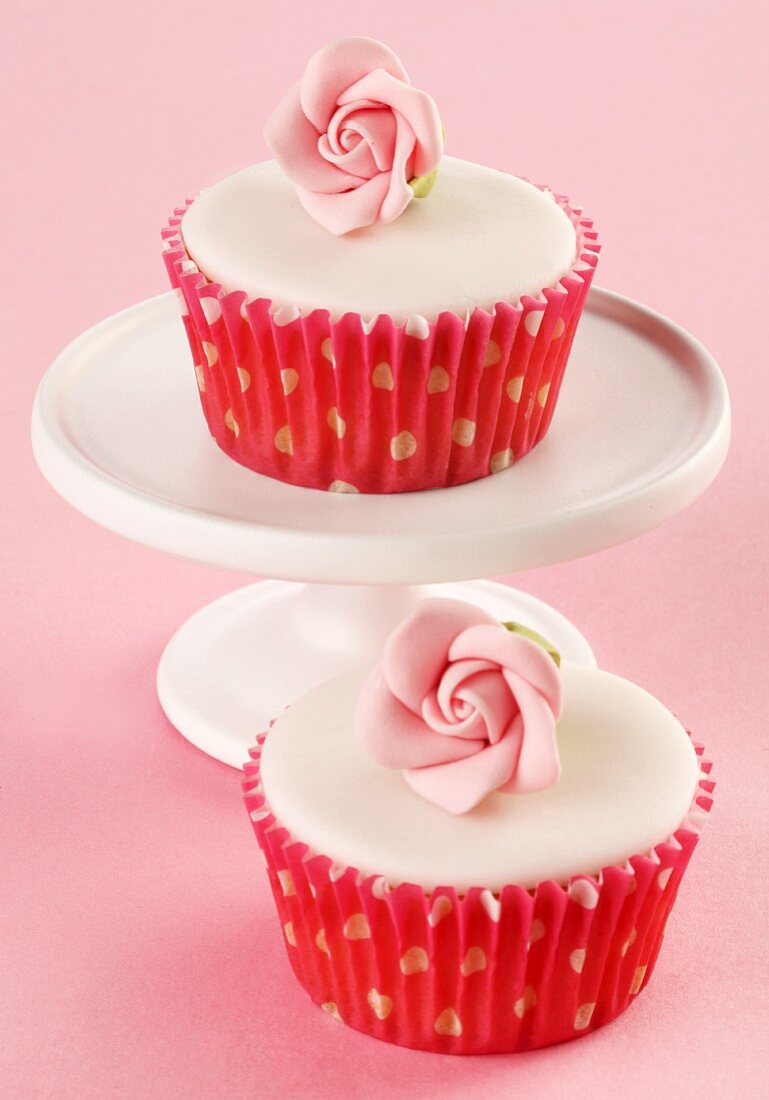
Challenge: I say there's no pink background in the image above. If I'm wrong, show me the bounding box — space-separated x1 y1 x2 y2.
2 1 767 1095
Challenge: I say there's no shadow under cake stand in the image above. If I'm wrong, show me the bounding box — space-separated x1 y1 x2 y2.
32 287 730 768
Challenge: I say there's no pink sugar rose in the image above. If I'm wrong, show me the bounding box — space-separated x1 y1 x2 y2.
264 37 444 236
355 599 563 814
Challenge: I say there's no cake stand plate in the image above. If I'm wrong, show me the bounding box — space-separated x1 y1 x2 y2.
32 287 729 767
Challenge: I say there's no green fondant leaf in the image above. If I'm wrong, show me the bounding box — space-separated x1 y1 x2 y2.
409 167 439 199
501 622 561 667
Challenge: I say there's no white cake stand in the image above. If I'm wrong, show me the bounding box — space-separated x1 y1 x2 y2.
31 287 730 767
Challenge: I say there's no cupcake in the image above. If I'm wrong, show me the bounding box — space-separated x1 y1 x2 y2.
163 37 599 494
243 600 713 1054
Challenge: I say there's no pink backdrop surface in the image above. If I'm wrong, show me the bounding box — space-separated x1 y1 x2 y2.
2 1 767 1096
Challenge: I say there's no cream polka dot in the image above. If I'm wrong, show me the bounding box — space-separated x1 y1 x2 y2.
372 362 394 390
194 364 205 392
483 340 501 367
630 965 647 995
491 449 514 474
343 913 371 940
506 376 524 403
525 310 545 337
328 863 346 883
224 409 239 437
240 299 253 321
574 1003 596 1030
658 867 673 890
367 989 393 1020
528 919 546 946
237 367 251 393
514 986 537 1019
434 1008 462 1037
428 895 452 927
203 341 218 367
553 317 566 338
284 922 296 947
277 870 295 897
175 287 189 316
570 879 599 909
621 928 637 957
280 368 299 395
569 948 586 974
322 1002 342 1022
480 889 501 922
400 947 429 975
452 418 476 447
315 929 330 956
200 296 222 324
537 382 551 408
460 947 487 976
328 480 359 494
327 407 346 439
321 337 335 365
274 425 293 455
390 431 417 461
427 366 450 394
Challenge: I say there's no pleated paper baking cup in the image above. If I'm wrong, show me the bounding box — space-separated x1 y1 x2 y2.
162 190 599 494
243 735 713 1054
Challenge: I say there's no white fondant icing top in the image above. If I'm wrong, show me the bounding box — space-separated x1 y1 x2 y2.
181 157 578 323
259 664 700 893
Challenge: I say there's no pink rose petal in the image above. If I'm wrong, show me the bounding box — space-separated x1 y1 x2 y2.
300 37 409 132
450 627 563 719
498 676 561 792
263 84 361 194
338 69 443 177
452 668 519 745
337 106 397 172
318 128 379 181
405 731 521 814
435 659 498 724
356 666 483 769
379 112 416 224
295 173 392 236
384 599 497 712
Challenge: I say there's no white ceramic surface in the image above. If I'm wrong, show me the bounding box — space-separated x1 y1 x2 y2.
31 286 729 766
31 287 730 584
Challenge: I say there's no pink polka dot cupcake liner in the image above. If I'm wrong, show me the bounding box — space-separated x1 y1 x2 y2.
162 192 599 494
243 735 713 1054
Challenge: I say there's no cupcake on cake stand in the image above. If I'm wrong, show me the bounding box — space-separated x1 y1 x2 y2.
31 284 729 767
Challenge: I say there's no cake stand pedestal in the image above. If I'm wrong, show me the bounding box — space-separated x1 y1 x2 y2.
32 287 730 767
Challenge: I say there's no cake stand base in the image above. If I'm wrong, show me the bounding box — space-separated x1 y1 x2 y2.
156 579 595 768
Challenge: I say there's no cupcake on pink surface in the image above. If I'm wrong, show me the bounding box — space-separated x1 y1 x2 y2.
162 36 599 494
243 599 713 1054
